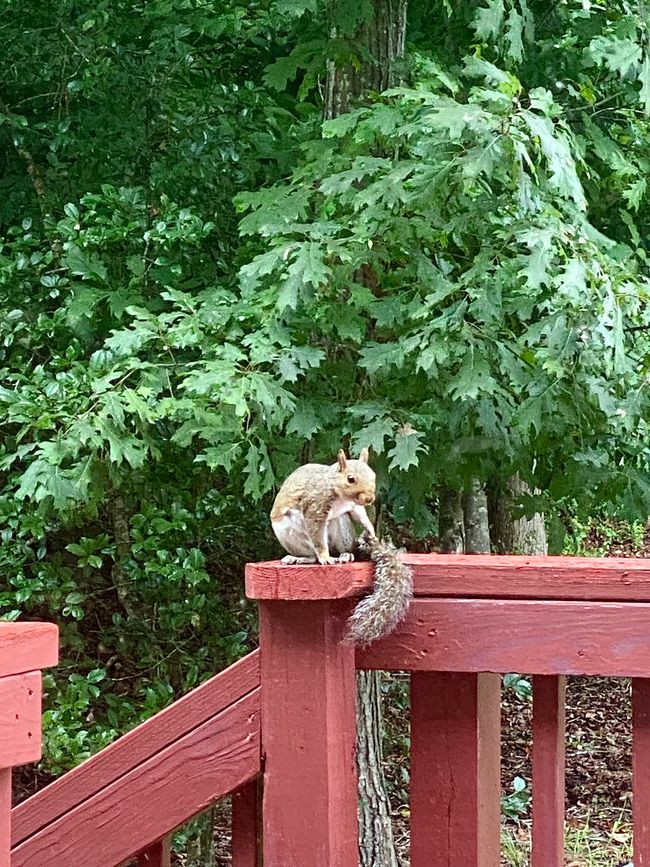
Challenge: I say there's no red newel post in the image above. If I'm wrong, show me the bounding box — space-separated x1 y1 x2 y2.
248 565 358 867
0 623 58 867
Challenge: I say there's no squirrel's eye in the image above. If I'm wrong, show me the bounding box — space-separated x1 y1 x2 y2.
347 474 356 484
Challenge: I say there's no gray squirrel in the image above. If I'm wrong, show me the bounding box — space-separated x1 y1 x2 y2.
270 448 413 645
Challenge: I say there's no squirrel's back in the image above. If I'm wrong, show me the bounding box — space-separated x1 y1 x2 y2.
270 463 334 522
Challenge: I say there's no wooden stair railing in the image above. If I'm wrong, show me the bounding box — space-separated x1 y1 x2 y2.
246 553 650 867
0 623 58 867
11 650 261 867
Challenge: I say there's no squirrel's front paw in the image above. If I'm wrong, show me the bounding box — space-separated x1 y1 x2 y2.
337 552 355 563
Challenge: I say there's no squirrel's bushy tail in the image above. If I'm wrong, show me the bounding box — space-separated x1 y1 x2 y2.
347 533 413 647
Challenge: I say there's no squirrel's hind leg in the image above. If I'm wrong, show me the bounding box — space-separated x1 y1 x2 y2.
272 509 319 560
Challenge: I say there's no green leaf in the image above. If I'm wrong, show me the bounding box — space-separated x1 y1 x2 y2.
387 425 425 471
589 35 641 79
286 401 320 439
352 417 396 455
522 112 586 210
62 244 108 283
358 342 405 376
505 7 524 62
623 178 647 212
197 442 242 472
277 243 331 311
473 0 504 40
243 442 274 500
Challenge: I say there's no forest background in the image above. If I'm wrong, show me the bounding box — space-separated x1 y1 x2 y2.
2 0 650 858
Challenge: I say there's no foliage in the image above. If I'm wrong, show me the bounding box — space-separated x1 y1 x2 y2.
2 0 650 777
501 775 531 820
503 674 532 700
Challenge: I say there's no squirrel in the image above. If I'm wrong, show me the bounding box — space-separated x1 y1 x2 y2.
270 448 413 645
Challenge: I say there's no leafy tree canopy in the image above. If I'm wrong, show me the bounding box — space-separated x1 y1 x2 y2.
1 0 649 771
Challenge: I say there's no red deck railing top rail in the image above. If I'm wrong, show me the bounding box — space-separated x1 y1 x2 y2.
246 552 650 601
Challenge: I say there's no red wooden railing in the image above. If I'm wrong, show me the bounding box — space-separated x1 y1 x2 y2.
246 554 650 867
0 623 58 867
10 553 650 866
10 650 261 866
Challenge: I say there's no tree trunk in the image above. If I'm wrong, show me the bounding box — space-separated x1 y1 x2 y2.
489 475 547 556
356 671 399 867
438 486 465 553
324 0 407 119
323 3 407 864
463 479 491 554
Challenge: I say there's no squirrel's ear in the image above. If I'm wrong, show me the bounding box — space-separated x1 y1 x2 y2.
359 447 369 464
337 449 348 471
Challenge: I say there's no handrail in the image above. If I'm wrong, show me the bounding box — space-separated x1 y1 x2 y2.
246 553 650 601
11 650 261 867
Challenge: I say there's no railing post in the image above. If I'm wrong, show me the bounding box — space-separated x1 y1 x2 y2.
257 598 358 867
136 835 171 867
0 623 58 867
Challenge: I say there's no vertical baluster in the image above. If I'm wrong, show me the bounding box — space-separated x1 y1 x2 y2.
410 671 501 867
232 779 260 866
0 769 10 867
136 834 171 867
531 675 566 867
633 678 650 866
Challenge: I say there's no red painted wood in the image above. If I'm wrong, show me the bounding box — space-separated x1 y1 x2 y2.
410 672 501 867
136 835 171 867
0 624 58 678
633 679 650 866
0 769 10 867
259 600 357 867
12 650 260 846
0 672 42 768
531 675 566 866
12 690 261 867
232 779 259 867
358 599 650 676
246 554 650 601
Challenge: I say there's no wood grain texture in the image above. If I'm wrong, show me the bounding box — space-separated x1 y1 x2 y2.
358 599 650 676
0 623 58 678
410 672 501 867
532 675 566 867
0 769 10 867
259 600 358 867
633 679 650 866
232 779 260 867
136 835 171 867
12 689 261 867
12 650 260 846
0 671 42 768
246 554 650 601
